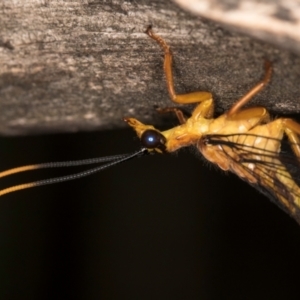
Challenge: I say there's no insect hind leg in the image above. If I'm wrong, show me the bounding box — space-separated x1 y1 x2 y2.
282 118 300 157
227 61 272 116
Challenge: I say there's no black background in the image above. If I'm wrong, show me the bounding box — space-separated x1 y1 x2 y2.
0 129 300 299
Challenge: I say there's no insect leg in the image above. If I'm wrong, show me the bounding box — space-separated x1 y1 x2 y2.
145 26 213 105
227 61 272 116
282 118 300 157
156 107 187 124
225 106 270 125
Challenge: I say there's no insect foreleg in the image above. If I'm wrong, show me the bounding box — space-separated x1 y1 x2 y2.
156 98 215 124
227 61 272 116
156 107 187 124
145 26 213 106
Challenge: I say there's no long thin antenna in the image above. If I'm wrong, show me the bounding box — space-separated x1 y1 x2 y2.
0 148 149 197
0 153 131 178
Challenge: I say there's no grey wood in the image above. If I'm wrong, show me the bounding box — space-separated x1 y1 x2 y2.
0 0 299 135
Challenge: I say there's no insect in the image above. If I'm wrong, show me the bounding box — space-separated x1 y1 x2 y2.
1 26 300 225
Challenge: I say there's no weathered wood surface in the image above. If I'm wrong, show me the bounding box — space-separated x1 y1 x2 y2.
0 0 300 135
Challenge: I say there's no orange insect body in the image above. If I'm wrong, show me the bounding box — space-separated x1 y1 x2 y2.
125 27 300 223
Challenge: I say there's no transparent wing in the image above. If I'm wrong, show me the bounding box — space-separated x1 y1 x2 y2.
204 134 300 224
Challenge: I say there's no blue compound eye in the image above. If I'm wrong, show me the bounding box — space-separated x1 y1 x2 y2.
140 130 166 150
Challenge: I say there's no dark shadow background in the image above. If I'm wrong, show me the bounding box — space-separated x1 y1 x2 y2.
0 129 300 300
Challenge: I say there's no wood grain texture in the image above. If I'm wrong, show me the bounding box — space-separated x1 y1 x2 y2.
0 0 299 135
